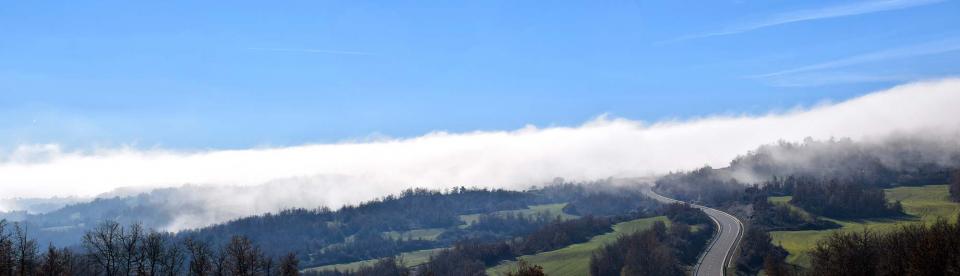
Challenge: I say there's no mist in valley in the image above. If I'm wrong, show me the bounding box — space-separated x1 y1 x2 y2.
0 78 956 237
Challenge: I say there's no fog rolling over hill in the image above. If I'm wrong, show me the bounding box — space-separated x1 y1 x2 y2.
0 78 959 234
5 1 960 274
7 130 959 250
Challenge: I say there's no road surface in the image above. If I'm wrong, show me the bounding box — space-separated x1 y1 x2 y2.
643 187 743 276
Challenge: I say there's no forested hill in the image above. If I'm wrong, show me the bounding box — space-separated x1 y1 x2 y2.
2 193 178 247
728 136 960 186
180 183 659 268
655 136 960 206
654 137 960 275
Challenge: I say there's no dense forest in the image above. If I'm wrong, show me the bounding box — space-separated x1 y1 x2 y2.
561 188 659 217
727 137 960 187
588 203 714 276
656 137 960 207
734 225 792 275
809 214 960 276
184 186 546 267
180 183 661 268
743 174 904 219
789 177 903 219
654 166 746 206
742 183 839 231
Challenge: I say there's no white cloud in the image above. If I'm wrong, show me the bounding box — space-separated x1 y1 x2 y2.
0 78 959 229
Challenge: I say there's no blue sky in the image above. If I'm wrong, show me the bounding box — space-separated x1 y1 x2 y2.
2 0 959 150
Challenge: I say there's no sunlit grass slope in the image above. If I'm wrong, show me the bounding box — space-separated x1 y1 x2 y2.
770 184 960 267
302 248 443 273
458 203 578 227
306 203 578 272
486 216 670 276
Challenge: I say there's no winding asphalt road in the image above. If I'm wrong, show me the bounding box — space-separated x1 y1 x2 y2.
643 187 743 276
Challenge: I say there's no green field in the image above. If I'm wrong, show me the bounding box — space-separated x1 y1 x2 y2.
767 196 791 205
383 228 445 241
302 248 444 273
486 216 670 276
458 203 579 227
306 203 580 272
770 184 960 267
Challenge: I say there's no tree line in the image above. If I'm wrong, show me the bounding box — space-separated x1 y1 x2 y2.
184 183 646 268
655 137 960 209
589 203 715 276
809 214 960 276
734 225 793 275
949 169 960 202
789 176 903 219
460 212 555 240
742 184 839 231
3 182 659 275
561 188 660 217
0 220 299 276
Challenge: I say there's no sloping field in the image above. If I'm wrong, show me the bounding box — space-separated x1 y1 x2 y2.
306 203 579 273
302 248 443 273
383 228 446 241
770 184 960 267
486 216 669 276
458 203 578 227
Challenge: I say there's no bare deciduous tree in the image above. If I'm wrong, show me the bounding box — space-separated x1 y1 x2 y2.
278 253 298 276
13 223 37 276
184 238 211 276
0 220 15 276
83 221 122 276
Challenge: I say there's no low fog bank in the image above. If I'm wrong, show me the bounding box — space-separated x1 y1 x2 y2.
723 134 960 184
1 78 959 231
0 196 89 215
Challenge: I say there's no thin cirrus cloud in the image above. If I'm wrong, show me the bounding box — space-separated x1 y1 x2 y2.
671 0 944 42
246 47 377 56
758 72 923 87
750 38 960 80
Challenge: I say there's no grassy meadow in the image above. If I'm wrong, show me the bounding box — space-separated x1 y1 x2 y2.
770 184 960 267
458 203 577 227
305 203 578 272
302 247 444 273
486 216 670 276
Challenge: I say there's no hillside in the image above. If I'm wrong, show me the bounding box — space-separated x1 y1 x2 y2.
651 137 960 275
303 202 579 273
485 216 669 275
191 183 660 269
771 184 960 266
